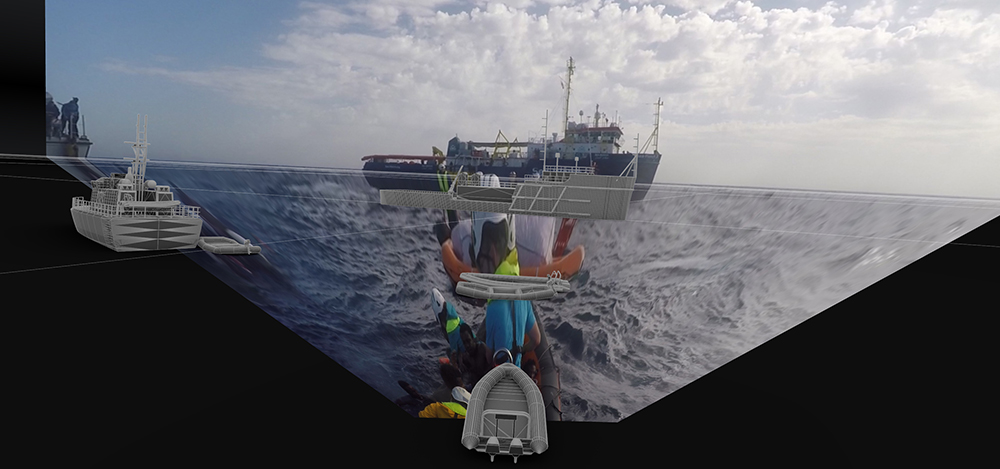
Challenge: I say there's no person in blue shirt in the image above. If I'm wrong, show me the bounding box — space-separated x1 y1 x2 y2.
432 287 466 360
471 209 541 368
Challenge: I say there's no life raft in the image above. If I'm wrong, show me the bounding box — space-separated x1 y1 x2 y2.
441 238 585 286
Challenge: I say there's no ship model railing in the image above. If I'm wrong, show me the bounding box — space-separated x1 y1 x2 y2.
541 163 595 175
72 197 201 218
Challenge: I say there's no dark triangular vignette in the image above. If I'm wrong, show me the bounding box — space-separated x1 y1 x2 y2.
610 212 1000 466
7 3 1000 466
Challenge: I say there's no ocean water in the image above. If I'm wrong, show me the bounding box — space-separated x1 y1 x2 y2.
89 160 1000 421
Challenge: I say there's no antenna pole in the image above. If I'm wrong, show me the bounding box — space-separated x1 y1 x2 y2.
563 57 573 141
563 57 574 162
653 98 663 154
125 114 151 190
542 109 548 170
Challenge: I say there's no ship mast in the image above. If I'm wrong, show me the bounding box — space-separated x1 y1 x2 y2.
562 57 574 161
124 114 150 189
639 98 664 154
542 109 549 169
653 97 663 154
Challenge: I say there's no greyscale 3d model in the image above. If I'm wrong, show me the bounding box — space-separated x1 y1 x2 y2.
462 363 549 463
457 270 570 462
456 271 571 301
380 154 638 221
70 115 260 255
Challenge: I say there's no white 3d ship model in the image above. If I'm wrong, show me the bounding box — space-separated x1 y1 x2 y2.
70 115 204 252
380 153 638 221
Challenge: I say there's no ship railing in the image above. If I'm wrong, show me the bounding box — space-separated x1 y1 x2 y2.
455 174 519 189
72 197 201 218
541 164 595 175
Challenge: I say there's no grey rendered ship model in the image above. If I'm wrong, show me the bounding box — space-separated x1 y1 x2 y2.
380 153 638 221
70 115 205 252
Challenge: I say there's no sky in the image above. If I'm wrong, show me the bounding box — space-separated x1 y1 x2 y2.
45 0 1000 198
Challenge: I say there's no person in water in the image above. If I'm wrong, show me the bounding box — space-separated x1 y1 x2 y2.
456 322 493 387
395 362 465 413
432 288 466 363
471 204 541 369
430 362 465 403
418 386 471 419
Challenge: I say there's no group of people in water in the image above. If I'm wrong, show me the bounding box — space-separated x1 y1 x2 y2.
397 179 550 418
46 93 81 139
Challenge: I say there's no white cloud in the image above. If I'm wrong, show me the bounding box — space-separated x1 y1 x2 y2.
99 0 1000 197
848 0 895 25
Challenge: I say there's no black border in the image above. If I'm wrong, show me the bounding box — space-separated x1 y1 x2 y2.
5 2 997 466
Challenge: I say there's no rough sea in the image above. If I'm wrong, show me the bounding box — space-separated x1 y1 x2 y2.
87 159 1000 422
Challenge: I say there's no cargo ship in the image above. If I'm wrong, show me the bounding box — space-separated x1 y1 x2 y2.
362 57 663 201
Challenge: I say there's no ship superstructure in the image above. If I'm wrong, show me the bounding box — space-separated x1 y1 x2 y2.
70 115 204 252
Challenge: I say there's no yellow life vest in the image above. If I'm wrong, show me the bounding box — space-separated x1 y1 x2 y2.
487 249 519 306
419 402 467 418
495 248 519 276
437 171 449 192
445 316 460 334
441 401 468 417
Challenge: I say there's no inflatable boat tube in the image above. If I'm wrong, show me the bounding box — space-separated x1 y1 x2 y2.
198 237 262 255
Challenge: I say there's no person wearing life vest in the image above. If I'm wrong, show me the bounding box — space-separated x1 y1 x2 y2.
432 288 467 364
395 362 466 415
418 386 471 419
471 178 541 369
456 322 493 387
449 212 557 268
432 362 465 402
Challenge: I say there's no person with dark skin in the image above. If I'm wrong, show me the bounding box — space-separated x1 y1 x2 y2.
430 363 464 403
522 358 539 383
456 322 493 387
472 209 542 368
394 363 465 415
46 96 60 138
61 97 80 139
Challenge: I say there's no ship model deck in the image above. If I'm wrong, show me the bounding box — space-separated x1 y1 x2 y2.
70 115 205 252
69 115 261 255
380 154 637 220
